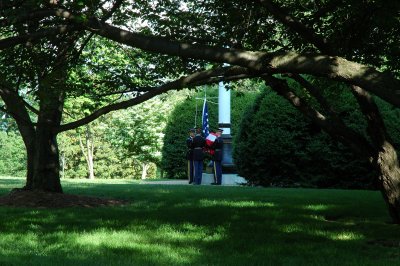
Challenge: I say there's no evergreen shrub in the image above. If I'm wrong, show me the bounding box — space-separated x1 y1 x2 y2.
233 79 385 189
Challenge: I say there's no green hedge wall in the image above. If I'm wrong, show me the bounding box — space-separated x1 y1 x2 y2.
233 77 400 189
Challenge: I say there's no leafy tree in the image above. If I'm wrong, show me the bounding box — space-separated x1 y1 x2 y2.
104 95 174 179
59 112 140 180
59 93 177 180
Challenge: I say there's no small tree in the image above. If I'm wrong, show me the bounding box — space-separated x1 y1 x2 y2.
105 95 174 179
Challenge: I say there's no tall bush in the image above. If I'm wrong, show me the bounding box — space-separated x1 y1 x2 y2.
234 79 381 189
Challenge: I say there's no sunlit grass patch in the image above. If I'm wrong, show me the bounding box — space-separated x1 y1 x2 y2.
72 225 225 264
311 229 364 241
303 204 331 211
0 232 40 253
199 199 275 208
330 231 364 241
280 223 304 233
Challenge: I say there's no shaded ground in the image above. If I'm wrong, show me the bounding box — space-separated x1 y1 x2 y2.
0 180 191 208
0 189 128 208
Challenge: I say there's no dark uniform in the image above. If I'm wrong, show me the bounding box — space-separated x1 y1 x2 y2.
212 130 224 185
192 130 205 185
186 130 195 184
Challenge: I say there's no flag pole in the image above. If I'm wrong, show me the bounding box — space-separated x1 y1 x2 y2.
194 101 197 128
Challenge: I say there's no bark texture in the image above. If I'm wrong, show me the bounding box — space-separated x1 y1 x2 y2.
30 68 66 193
351 85 400 223
374 142 400 223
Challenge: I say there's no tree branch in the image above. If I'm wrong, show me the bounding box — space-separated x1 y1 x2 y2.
100 0 123 22
258 0 395 154
3 9 400 107
56 66 256 133
285 74 370 151
263 75 374 158
257 0 333 54
0 25 78 50
0 83 36 149
350 85 391 148
0 105 8 114
76 18 400 107
22 100 39 115
1 8 77 27
312 0 343 23
0 86 35 127
286 73 338 117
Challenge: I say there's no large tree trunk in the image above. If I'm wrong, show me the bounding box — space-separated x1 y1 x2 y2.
32 123 63 193
29 68 66 193
25 142 36 190
350 85 400 223
31 100 64 192
373 142 400 223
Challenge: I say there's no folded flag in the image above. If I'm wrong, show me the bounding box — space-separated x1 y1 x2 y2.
205 132 217 155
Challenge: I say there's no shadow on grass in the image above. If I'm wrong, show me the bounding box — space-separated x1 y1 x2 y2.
0 182 398 265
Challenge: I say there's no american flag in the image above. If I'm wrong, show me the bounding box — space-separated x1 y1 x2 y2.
202 99 209 137
202 99 217 155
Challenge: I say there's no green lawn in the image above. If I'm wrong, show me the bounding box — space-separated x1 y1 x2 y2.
0 177 398 266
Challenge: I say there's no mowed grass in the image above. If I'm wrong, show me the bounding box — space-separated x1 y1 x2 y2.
0 177 399 266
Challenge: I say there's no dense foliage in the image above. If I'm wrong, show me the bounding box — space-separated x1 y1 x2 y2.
234 78 400 189
58 120 137 179
58 93 179 179
0 131 26 177
0 93 177 180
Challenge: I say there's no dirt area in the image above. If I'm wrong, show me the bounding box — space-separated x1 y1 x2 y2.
0 188 128 208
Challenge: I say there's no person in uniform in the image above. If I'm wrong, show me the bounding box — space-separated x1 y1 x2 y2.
192 127 205 185
211 128 224 185
186 128 195 184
